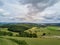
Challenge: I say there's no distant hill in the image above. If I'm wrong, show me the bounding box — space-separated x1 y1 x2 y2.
0 22 60 28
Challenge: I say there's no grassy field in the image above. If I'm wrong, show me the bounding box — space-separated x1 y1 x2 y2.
0 26 60 36
0 37 18 45
0 36 60 45
0 26 60 45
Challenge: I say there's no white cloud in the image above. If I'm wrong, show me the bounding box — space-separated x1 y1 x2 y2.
0 9 5 13
37 1 60 22
0 0 60 23
3 12 10 16
0 8 10 17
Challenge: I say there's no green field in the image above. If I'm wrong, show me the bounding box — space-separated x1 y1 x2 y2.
0 36 60 45
0 38 18 45
0 25 60 45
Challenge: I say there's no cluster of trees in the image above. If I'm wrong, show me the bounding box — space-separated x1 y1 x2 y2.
0 31 13 36
7 25 38 38
18 32 37 38
0 23 46 38
8 25 29 32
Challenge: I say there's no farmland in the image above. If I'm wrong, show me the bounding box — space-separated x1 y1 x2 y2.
0 36 60 45
0 23 60 45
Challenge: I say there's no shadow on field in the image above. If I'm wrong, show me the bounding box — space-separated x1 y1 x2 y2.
0 37 3 38
7 38 28 45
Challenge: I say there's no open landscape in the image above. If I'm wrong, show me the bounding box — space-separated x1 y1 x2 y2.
0 23 60 45
0 0 60 45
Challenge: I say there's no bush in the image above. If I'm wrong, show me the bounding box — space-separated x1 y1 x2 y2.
19 32 30 37
0 31 13 36
41 33 46 36
0 31 7 36
32 33 37 38
18 30 38 38
8 26 29 32
7 32 13 36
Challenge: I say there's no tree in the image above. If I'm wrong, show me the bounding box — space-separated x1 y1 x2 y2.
32 33 37 38
41 33 46 36
8 25 29 37
8 25 29 32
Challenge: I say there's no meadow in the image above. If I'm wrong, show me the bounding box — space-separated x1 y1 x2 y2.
0 23 60 45
0 36 60 45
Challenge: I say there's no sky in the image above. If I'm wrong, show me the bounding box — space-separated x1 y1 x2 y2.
0 0 60 23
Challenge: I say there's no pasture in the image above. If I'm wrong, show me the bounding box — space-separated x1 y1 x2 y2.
0 25 60 45
0 36 60 45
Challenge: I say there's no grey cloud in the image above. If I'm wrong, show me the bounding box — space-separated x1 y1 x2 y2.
19 0 57 5
0 1 4 6
19 0 59 21
20 0 48 4
0 13 3 17
44 14 60 21
44 17 54 19
43 14 55 20
55 16 60 20
57 18 60 20
44 17 54 20
19 0 58 12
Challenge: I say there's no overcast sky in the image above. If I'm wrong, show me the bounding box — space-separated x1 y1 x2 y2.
0 0 60 23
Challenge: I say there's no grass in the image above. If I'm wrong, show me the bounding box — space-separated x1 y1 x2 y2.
8 38 28 45
0 26 60 36
0 36 28 45
0 26 60 45
0 37 18 45
0 36 60 45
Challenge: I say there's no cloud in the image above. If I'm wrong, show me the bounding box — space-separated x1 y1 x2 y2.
0 8 10 16
0 0 60 23
18 0 59 22
0 9 5 13
20 0 58 12
0 1 4 6
38 1 60 23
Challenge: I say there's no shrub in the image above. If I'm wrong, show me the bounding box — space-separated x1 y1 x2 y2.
41 33 46 36
0 31 7 36
32 33 37 38
7 32 13 36
8 26 29 32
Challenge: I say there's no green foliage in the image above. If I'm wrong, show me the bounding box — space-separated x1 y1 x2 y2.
32 33 37 38
1 24 60 37
0 31 13 36
41 33 46 36
7 32 13 36
19 32 27 37
8 38 28 45
8 25 29 32
1 36 60 45
0 31 6 36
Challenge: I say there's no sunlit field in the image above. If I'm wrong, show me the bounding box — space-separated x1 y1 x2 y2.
0 25 60 45
0 0 60 45
0 36 60 45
